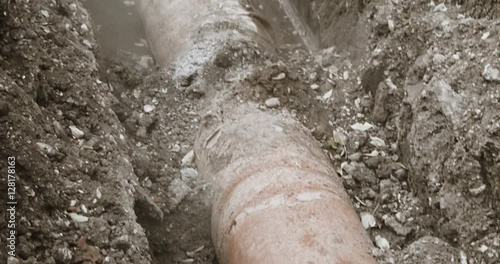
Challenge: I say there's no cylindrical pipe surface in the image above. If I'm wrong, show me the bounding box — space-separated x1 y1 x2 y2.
136 0 210 67
195 105 375 263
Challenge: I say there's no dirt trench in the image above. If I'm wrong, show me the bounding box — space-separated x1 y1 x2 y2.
1 0 499 263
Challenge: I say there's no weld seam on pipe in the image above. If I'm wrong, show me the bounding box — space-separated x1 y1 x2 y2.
194 106 375 263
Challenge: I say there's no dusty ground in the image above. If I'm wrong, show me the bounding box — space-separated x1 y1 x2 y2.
0 0 498 263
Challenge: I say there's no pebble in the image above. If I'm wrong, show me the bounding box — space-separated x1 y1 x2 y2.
80 23 89 32
143 104 155 113
469 184 486 196
375 235 390 250
433 53 446 65
181 150 195 166
82 39 93 49
433 3 447 12
384 216 412 236
343 71 349 80
41 10 49 18
69 3 77 11
68 213 89 223
369 137 386 148
180 168 199 181
36 142 56 156
348 152 363 162
168 178 191 210
361 213 376 229
272 73 286 80
333 130 348 145
69 125 84 139
483 64 500 83
310 84 320 90
265 97 280 108
136 126 147 138
343 162 377 185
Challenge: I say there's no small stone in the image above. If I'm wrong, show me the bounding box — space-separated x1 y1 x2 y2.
136 126 147 139
111 235 132 251
181 150 195 166
168 178 191 210
265 97 280 108
483 64 500 83
375 235 390 250
343 162 377 185
361 213 376 229
384 216 412 236
395 168 407 179
348 152 363 162
469 184 486 196
364 156 384 169
143 104 155 113
180 168 199 181
82 39 93 49
69 125 84 139
395 212 406 223
80 24 89 32
433 53 446 65
433 3 447 12
309 72 318 81
369 137 386 148
478 245 488 253
36 142 56 156
68 213 89 223
343 71 349 80
134 186 164 221
333 130 348 145
351 122 374 132
272 73 286 80
41 10 49 18
388 19 395 32
310 84 320 90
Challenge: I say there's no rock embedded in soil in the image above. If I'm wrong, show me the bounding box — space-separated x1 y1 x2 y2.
265 97 280 108
180 167 199 181
134 186 164 222
167 178 191 210
397 236 460 263
343 162 378 186
483 64 500 82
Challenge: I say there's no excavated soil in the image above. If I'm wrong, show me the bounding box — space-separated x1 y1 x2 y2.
1 0 499 264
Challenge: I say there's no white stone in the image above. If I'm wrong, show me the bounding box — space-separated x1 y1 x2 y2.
265 97 280 108
69 126 84 139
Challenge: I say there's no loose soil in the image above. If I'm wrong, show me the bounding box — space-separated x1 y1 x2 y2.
0 0 498 264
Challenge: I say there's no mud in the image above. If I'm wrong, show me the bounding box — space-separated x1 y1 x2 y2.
0 0 499 264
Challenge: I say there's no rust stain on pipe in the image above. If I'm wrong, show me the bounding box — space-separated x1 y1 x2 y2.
195 106 375 263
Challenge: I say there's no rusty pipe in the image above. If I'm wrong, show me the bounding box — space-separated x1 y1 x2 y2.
137 0 375 263
195 105 374 263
